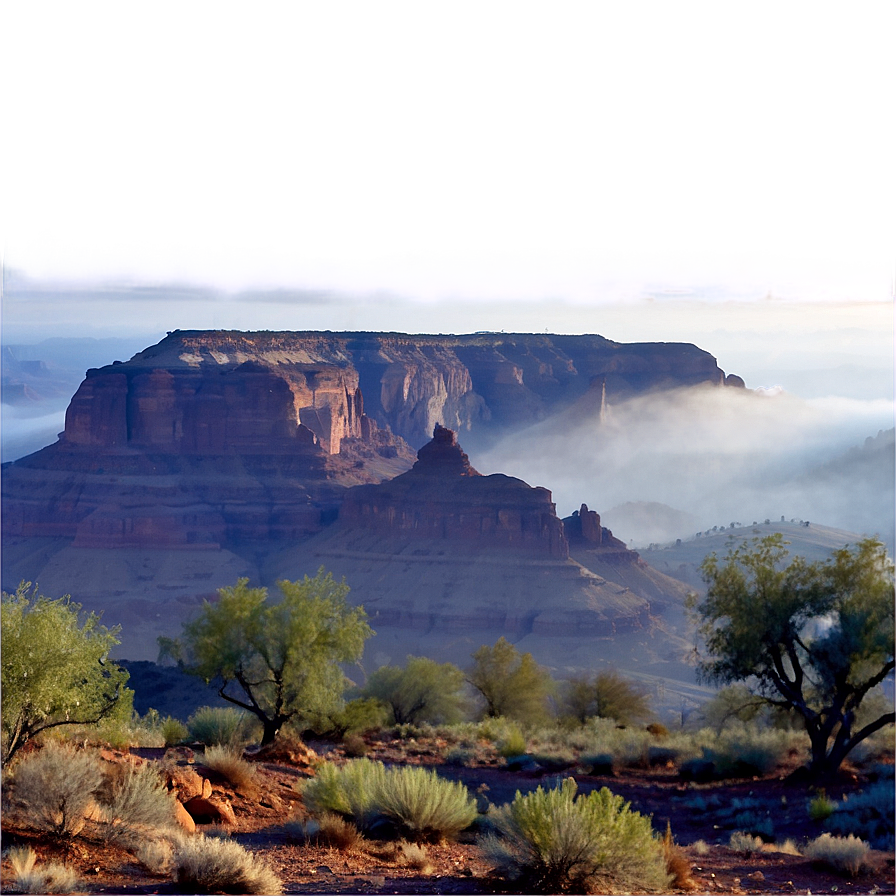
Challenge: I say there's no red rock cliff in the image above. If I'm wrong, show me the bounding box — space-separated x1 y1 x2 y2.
338 425 569 559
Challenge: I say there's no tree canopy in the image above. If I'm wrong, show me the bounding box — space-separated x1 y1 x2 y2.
563 670 652 726
162 569 372 745
468 637 555 725
688 535 895 778
362 655 467 726
1 584 132 763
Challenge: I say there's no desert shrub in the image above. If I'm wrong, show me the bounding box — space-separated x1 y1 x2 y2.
775 839 802 856
173 835 283 894
692 839 711 856
804 833 871 876
646 722 669 739
317 812 365 850
134 837 179 874
395 840 433 872
575 717 653 767
497 723 528 758
202 745 258 793
99 761 179 840
482 778 671 894
704 725 802 777
808 791 838 822
301 758 476 841
341 732 368 757
827 780 895 849
579 753 616 776
729 831 765 854
188 706 258 747
10 741 104 838
5 847 80 895
161 715 189 746
446 746 477 767
375 764 478 841
301 757 388 829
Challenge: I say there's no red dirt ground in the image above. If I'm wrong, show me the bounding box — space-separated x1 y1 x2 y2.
1 735 893 895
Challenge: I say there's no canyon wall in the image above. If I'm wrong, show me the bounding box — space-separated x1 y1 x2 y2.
58 329 744 455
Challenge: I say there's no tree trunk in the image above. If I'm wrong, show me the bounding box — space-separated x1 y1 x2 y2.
261 717 284 746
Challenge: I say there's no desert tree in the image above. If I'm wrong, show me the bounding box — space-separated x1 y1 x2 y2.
362 655 468 726
688 535 894 779
468 637 555 725
161 569 371 745
563 669 652 726
1 583 132 764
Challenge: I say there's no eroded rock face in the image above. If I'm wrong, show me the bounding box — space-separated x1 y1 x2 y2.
339 425 568 559
58 329 742 454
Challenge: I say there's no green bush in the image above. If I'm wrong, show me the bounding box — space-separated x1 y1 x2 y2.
374 764 478 841
705 725 802 777
362 656 468 726
497 723 528 758
173 835 283 894
10 741 104 838
482 778 671 893
804 833 871 876
562 670 651 726
808 792 838 822
161 716 189 746
187 706 258 747
301 757 388 829
301 758 477 842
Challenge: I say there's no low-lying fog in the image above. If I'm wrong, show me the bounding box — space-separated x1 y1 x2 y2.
476 385 895 551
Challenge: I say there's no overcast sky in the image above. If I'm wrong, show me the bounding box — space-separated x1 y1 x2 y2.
2 1 894 324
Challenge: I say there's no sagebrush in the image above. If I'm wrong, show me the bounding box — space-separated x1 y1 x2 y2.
301 757 477 841
10 741 104 838
482 778 671 894
173 835 283 894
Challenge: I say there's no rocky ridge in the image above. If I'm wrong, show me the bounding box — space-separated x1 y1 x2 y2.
1 329 720 667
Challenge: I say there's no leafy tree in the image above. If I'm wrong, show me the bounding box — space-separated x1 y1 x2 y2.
698 684 765 735
1 583 132 764
362 656 467 725
161 569 372 745
563 670 651 726
688 535 895 779
468 637 555 725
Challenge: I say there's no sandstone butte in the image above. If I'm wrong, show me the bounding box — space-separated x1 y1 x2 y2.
0 329 743 667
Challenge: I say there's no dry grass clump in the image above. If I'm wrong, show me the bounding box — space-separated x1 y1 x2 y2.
804 833 871 876
4 846 80 894
728 831 766 854
99 761 179 842
173 834 282 894
289 811 367 851
662 823 695 890
9 741 104 838
201 745 258 794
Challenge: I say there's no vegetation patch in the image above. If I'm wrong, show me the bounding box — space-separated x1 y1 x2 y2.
482 778 671 894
